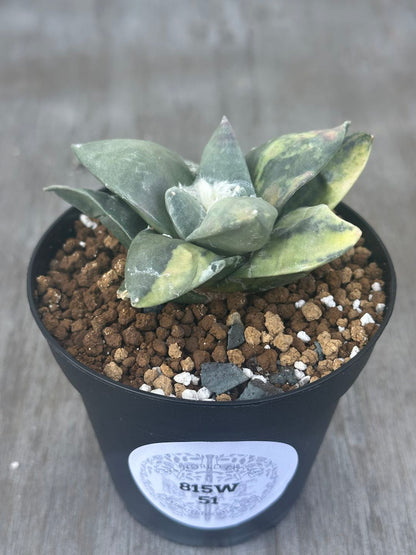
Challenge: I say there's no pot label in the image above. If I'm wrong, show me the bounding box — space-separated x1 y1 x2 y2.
128 441 298 529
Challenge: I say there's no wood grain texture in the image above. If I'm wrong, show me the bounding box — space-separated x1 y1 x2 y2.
1 1 415 553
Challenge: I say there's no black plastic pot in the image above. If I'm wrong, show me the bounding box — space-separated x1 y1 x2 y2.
27 203 395 547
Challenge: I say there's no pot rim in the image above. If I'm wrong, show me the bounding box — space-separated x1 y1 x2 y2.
27 202 396 407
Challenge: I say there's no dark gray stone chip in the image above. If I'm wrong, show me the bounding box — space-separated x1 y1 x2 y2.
269 366 298 386
227 322 245 350
239 379 280 400
201 362 249 394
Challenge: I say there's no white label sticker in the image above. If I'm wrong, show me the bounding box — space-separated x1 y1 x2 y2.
128 441 298 529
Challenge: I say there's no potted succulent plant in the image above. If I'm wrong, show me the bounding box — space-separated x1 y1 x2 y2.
28 117 395 546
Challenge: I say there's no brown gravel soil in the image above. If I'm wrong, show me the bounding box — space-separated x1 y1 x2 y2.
35 216 387 401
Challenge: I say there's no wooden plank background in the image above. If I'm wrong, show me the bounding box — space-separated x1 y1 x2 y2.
1 1 415 553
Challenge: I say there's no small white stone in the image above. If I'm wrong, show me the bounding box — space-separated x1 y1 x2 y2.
352 299 361 310
242 367 254 379
297 330 311 343
321 295 336 308
264 344 271 350
251 374 267 383
338 326 345 332
173 372 192 386
294 361 307 371
337 305 344 311
197 387 211 400
10 461 20 470
191 375 200 385
182 389 198 400
79 241 86 248
295 299 306 309
139 384 152 392
368 294 373 301
350 345 360 358
371 282 382 291
294 368 305 380
80 214 97 229
360 313 375 326
376 303 386 314
299 376 311 387
151 388 165 396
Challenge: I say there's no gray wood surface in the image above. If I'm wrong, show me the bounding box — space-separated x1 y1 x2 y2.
1 1 415 553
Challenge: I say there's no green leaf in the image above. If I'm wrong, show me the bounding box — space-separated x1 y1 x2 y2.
72 139 194 235
45 186 147 247
281 133 374 213
216 205 361 289
165 186 206 239
196 116 255 198
124 230 241 307
186 196 278 254
246 122 349 211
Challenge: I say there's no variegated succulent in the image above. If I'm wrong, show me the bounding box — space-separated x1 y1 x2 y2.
46 117 373 308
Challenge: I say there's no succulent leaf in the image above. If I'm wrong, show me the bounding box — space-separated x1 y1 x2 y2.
281 133 374 212
197 116 255 197
165 186 206 239
186 196 278 254
246 122 349 211
72 140 194 235
218 205 361 287
45 186 146 247
125 230 241 307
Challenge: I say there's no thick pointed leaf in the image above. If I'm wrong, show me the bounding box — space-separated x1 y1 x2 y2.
246 122 349 211
72 140 194 235
124 230 241 307
186 196 278 254
281 133 374 212
196 116 255 197
45 186 147 247
165 186 206 239
216 205 361 289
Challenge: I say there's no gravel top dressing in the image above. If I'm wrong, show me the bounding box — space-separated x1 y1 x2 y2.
35 216 386 401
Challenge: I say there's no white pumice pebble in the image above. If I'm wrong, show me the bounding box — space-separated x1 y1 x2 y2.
191 375 200 385
181 389 198 400
264 344 271 350
294 361 307 371
150 388 165 396
151 366 161 373
251 374 267 383
352 299 362 311
80 214 98 229
299 376 311 387
369 294 373 300
371 282 382 291
295 299 306 308
338 326 345 332
297 330 311 342
197 387 211 400
337 305 344 311
294 368 305 380
360 313 375 325
173 372 192 386
79 241 86 248
350 345 360 358
376 303 386 314
139 384 152 392
242 367 254 379
10 461 20 470
320 295 336 308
